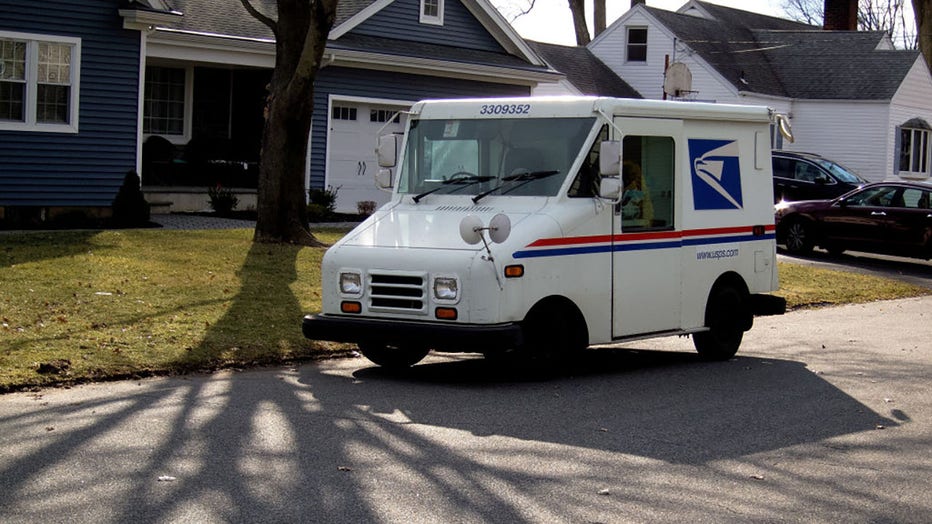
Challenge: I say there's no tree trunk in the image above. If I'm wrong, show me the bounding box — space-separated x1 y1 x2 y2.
916 0 932 71
241 0 336 246
594 0 606 38
255 80 323 245
568 0 590 45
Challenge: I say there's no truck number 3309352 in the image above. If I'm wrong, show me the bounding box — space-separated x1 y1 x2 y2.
479 104 531 115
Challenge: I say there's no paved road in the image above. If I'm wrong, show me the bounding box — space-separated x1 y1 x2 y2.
1 297 930 523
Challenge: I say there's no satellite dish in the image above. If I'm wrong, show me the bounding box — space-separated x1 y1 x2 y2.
663 62 693 97
459 215 484 245
488 213 511 244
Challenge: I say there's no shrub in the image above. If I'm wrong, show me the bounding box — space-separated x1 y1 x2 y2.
112 169 151 227
207 184 239 215
307 185 339 222
357 200 377 216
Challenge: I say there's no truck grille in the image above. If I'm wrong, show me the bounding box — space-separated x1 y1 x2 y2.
368 273 426 313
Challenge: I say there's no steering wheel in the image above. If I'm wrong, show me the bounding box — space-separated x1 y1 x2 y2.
445 171 478 181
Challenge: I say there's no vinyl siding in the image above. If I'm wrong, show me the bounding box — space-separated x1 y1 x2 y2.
588 10 736 102
531 80 579 97
788 100 890 182
889 57 932 180
310 66 529 189
349 0 504 53
0 0 141 207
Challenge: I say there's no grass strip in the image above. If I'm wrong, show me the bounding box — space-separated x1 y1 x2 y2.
1 227 928 391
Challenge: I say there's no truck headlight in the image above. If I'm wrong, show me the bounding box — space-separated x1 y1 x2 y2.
340 272 362 295
433 277 458 301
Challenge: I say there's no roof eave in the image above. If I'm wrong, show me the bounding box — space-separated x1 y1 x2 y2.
326 48 562 85
119 8 183 31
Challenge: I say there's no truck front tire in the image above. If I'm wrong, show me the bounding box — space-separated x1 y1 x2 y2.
358 342 429 369
520 300 587 367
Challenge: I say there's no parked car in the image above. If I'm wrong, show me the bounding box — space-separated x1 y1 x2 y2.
772 151 869 203
775 181 932 259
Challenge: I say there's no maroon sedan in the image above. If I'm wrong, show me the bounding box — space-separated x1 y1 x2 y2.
775 181 932 259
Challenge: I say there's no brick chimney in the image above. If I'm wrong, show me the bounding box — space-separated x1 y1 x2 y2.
823 0 857 31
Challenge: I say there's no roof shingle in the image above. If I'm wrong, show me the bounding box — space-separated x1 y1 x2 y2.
529 41 641 98
643 0 919 100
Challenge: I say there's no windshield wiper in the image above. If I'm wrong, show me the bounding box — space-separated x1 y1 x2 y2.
471 170 559 204
412 175 494 203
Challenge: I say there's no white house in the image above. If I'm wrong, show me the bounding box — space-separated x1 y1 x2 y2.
588 0 932 183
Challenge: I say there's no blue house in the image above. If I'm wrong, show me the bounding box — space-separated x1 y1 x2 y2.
0 0 561 222
0 0 179 225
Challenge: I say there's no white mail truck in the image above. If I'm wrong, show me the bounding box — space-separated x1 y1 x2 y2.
303 96 787 368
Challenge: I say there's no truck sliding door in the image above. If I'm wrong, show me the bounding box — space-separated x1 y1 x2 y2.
612 117 683 338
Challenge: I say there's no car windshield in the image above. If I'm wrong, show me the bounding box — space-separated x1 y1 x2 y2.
814 158 866 184
397 117 597 199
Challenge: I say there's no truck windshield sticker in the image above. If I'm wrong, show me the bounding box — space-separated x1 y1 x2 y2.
689 139 743 210
443 121 460 138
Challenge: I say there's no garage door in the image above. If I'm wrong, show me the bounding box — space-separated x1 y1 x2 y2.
327 101 407 214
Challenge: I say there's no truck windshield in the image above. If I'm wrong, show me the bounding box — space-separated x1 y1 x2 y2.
397 117 597 199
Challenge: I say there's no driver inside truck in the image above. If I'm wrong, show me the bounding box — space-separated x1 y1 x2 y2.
621 160 653 225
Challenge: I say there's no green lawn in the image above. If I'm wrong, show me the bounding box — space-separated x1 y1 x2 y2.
0 227 350 391
1 227 928 391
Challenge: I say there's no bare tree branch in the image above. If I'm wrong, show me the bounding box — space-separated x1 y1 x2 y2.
781 0 823 25
511 0 537 22
239 0 278 35
782 0 917 48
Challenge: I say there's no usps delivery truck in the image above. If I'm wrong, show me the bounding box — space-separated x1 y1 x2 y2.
303 96 787 368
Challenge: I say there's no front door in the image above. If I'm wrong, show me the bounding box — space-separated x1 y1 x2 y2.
612 118 682 338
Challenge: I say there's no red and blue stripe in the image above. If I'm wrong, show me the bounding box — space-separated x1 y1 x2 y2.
512 225 775 259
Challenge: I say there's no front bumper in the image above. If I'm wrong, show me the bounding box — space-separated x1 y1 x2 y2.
303 314 524 352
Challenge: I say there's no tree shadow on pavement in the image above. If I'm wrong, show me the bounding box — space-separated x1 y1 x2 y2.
0 334 911 522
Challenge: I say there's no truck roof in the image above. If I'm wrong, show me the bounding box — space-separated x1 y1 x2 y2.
411 96 773 123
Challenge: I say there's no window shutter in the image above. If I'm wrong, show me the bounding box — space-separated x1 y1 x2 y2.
893 125 901 176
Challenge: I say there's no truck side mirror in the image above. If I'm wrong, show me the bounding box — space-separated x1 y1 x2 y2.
377 134 399 168
599 176 622 202
375 168 393 190
599 140 620 176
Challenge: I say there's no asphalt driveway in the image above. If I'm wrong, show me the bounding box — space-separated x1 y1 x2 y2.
1 296 930 523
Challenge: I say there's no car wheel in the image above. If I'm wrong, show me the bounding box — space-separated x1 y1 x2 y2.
693 284 748 361
783 218 815 254
358 342 429 369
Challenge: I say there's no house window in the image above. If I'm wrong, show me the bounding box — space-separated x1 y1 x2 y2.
626 27 648 62
899 125 930 178
0 31 79 133
144 66 188 137
332 106 357 121
420 0 444 25
370 109 400 123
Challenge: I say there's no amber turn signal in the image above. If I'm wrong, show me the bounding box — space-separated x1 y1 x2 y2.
435 307 458 320
341 301 362 314
504 265 524 278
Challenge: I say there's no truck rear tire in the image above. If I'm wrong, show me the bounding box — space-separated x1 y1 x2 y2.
693 284 746 361
358 342 429 369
